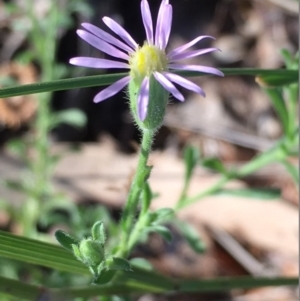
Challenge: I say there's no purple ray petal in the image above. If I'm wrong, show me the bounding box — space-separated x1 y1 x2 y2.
160 4 172 50
77 30 129 61
170 47 219 62
69 57 129 69
103 17 137 50
155 0 169 48
137 77 150 121
81 23 133 53
141 0 153 45
154 71 184 101
168 64 224 77
167 35 215 60
163 72 205 97
93 76 130 103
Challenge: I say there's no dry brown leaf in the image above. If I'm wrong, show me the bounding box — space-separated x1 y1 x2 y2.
0 62 37 128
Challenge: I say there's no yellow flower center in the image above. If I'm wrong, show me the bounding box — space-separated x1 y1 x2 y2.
129 43 168 83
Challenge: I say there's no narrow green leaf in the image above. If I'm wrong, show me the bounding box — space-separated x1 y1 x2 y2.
219 68 297 77
215 188 281 199
264 88 289 134
0 230 88 275
201 157 227 174
0 274 298 301
6 138 27 157
51 108 87 129
0 231 298 301
280 160 299 185
146 225 173 242
141 183 153 215
4 180 27 193
55 230 78 252
94 268 116 285
280 49 298 70
0 276 41 300
110 257 132 272
0 73 125 98
40 196 77 221
150 208 174 225
69 1 93 17
280 49 293 69
177 277 298 293
91 221 106 244
256 73 298 87
238 146 286 176
0 69 297 98
129 258 153 271
184 146 200 181
176 220 205 254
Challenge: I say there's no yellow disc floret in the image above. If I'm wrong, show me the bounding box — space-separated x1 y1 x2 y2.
129 43 168 83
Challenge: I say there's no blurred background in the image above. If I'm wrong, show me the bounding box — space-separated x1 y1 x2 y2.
0 0 298 300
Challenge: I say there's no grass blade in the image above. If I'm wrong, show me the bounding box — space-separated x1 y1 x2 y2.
0 69 297 98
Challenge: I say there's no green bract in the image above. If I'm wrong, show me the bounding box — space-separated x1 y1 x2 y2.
76 239 105 267
129 75 169 131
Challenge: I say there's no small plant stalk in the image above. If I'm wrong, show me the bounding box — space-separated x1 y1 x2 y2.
118 129 155 257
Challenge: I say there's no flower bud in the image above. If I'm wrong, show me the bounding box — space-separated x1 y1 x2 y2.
78 238 105 267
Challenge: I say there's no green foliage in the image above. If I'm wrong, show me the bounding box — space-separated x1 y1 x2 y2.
4 180 28 193
145 225 173 242
94 257 132 284
0 237 297 300
76 239 105 266
264 88 289 134
141 183 153 215
201 157 228 175
184 145 200 182
92 221 107 244
148 208 174 225
216 188 282 200
129 258 153 271
6 139 29 161
68 0 94 19
51 108 87 129
280 160 299 185
56 222 131 284
55 230 79 252
280 49 299 70
0 75 18 87
0 245 298 301
255 72 298 87
176 220 205 254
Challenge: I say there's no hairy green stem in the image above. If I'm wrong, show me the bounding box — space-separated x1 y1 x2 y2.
117 129 155 257
126 212 150 252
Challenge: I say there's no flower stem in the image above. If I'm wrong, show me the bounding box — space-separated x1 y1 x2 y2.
118 129 155 257
127 213 150 252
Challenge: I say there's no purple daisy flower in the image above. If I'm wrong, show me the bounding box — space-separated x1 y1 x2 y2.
70 0 223 121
